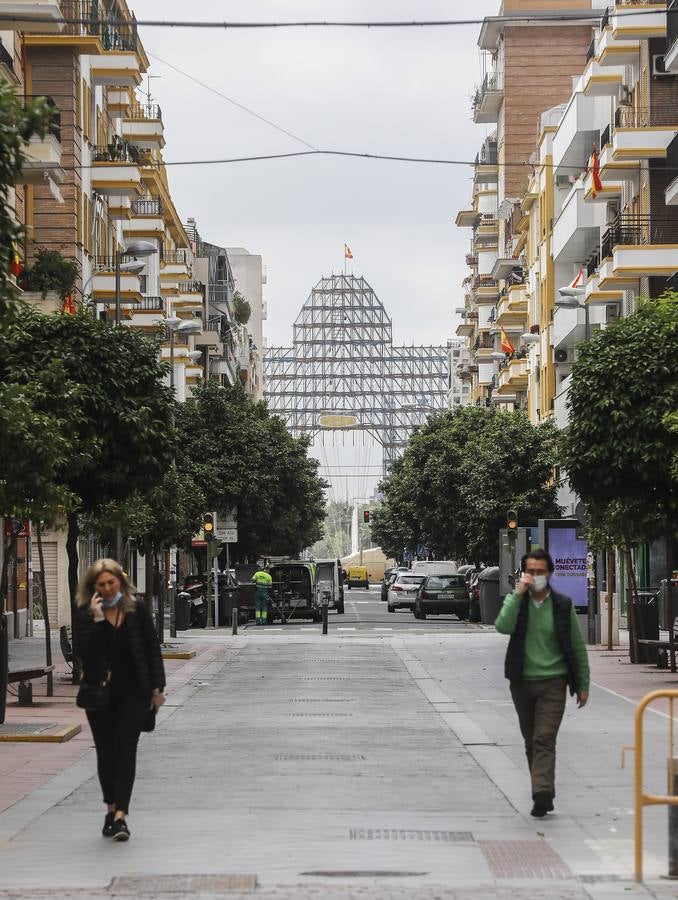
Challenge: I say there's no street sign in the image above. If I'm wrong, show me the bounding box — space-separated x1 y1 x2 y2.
216 527 238 544
222 507 238 530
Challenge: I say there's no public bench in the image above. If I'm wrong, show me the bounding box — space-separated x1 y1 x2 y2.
7 665 55 705
637 638 675 672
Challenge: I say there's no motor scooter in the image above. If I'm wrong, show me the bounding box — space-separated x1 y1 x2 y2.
179 575 208 629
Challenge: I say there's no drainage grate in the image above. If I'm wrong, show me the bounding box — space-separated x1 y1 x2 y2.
289 698 353 702
297 676 351 681
108 874 257 893
276 754 366 761
0 723 55 735
579 875 627 884
479 840 573 880
289 713 352 718
349 829 473 843
300 871 426 878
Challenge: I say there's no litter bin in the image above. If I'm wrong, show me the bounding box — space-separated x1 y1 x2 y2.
174 591 191 632
218 575 240 625
236 582 256 623
629 591 659 664
479 566 502 625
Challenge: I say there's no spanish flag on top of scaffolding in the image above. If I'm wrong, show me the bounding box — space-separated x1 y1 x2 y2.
344 244 353 260
500 328 516 355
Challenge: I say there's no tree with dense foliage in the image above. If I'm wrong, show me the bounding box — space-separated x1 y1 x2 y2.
0 310 175 624
232 290 251 326
372 406 561 564
176 381 326 560
561 293 678 561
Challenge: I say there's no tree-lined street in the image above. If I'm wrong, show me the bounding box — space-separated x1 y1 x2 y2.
0 617 673 899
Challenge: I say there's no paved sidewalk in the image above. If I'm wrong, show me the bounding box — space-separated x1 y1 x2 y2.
0 627 675 899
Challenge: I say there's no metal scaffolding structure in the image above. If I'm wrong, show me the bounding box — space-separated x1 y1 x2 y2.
264 274 449 471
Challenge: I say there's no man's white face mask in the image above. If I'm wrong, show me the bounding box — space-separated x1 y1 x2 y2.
530 575 548 593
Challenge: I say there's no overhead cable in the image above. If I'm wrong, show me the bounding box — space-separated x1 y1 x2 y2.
147 51 318 151
0 9 665 29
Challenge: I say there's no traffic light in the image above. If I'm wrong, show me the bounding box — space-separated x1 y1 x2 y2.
506 509 518 542
203 512 215 542
363 510 370 524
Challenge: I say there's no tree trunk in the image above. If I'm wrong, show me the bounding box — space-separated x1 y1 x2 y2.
606 547 615 651
625 546 640 663
66 512 81 683
0 532 17 624
36 523 53 697
143 537 154 613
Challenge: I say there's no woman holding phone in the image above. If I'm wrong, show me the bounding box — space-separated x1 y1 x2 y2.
76 558 166 841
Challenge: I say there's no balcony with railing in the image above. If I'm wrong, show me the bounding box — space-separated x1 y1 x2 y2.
121 102 164 149
3 0 64 33
599 213 678 287
609 105 678 162
496 283 528 329
472 71 503 124
18 96 64 185
667 0 678 71
89 259 142 305
473 214 499 247
596 3 641 65
91 138 143 197
124 197 164 239
608 0 667 41
496 354 529 395
552 179 609 262
160 248 192 289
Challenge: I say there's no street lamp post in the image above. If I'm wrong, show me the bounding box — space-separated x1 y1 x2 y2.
114 239 158 326
165 317 202 639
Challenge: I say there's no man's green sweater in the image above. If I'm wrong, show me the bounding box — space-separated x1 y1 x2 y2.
495 591 590 693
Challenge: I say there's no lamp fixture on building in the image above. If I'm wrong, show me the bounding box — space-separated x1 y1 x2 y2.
115 240 158 326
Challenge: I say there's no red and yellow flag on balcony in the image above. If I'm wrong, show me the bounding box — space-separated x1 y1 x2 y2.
10 243 22 278
61 294 76 316
500 327 516 355
570 267 584 289
591 145 603 198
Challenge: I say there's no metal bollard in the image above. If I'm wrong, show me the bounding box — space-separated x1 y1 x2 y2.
232 607 238 636
322 604 328 636
670 757 678 878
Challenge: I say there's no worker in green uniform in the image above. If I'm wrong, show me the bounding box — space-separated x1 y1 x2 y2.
251 568 273 625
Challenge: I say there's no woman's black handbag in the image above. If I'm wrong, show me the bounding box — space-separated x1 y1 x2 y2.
141 705 156 732
76 673 111 712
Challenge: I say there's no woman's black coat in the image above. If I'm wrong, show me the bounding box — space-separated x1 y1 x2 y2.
76 600 166 699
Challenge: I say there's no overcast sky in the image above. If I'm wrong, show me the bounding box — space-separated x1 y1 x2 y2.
133 0 500 501
134 0 499 346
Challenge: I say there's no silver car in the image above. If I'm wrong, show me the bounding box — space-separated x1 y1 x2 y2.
387 573 425 612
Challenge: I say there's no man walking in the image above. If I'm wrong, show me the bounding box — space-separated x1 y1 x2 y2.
251 568 273 626
495 548 589 818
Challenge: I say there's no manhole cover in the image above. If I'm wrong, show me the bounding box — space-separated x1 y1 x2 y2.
276 754 366 761
300 871 426 878
108 874 257 893
0 723 55 735
479 840 573 879
349 829 474 843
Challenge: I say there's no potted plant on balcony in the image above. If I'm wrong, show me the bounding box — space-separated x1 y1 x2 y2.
20 249 79 313
232 290 251 325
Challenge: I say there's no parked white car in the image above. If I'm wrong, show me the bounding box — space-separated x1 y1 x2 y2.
387 573 425 612
410 560 458 576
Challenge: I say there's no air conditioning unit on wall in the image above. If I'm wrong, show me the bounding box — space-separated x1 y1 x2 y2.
653 54 672 77
554 348 568 364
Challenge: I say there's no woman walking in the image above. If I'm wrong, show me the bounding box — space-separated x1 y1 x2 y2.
76 559 166 842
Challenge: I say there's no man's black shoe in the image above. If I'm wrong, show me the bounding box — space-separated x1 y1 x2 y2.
111 818 130 842
531 791 553 818
102 812 114 837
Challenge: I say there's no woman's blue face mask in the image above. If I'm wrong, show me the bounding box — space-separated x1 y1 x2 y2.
101 591 123 609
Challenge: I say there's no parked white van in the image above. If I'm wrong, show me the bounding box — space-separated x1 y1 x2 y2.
410 560 458 576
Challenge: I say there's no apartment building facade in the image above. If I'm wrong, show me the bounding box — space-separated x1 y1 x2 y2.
455 0 595 410
1 0 213 632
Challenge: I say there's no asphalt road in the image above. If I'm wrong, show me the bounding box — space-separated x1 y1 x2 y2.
250 584 486 636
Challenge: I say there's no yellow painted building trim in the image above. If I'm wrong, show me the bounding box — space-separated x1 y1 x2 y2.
23 34 104 54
